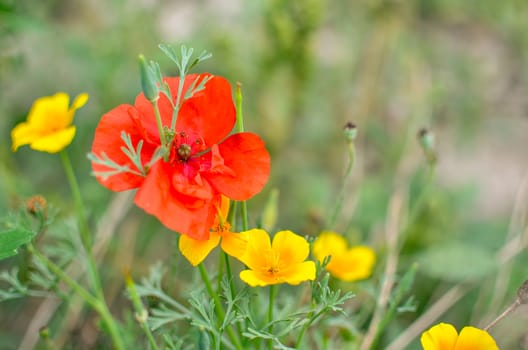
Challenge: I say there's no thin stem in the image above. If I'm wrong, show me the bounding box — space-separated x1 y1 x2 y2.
328 142 355 229
28 244 99 308
240 202 249 231
484 299 521 331
235 82 245 133
170 73 186 130
216 251 225 294
223 253 236 300
29 244 126 350
295 307 327 347
235 83 250 232
198 264 243 350
59 151 125 349
268 285 277 350
59 151 104 299
152 102 167 147
125 274 160 350
360 191 403 350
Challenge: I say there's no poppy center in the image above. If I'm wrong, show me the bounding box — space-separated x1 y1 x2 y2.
177 144 192 161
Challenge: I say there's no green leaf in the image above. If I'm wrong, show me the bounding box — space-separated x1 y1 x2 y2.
0 228 34 260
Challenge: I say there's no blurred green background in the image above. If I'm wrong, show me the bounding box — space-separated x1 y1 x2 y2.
2 0 528 349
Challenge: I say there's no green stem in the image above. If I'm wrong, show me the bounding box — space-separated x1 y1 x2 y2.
216 251 225 294
170 70 187 130
328 142 355 229
295 308 326 348
198 264 243 350
59 151 104 299
29 244 125 350
223 253 236 299
234 84 250 232
59 151 125 349
152 102 167 148
240 202 249 231
235 83 245 133
125 274 159 350
268 285 277 350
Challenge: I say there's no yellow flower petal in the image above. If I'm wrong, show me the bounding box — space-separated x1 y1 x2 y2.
239 270 277 287
29 126 76 153
281 261 316 285
233 229 315 287
27 93 70 127
179 232 221 266
11 122 35 151
327 246 376 282
272 230 310 266
221 231 249 259
71 93 89 110
421 323 459 350
455 326 498 350
238 229 271 269
11 92 88 153
312 231 348 261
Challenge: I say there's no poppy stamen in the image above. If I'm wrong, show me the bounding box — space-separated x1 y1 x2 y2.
177 144 192 161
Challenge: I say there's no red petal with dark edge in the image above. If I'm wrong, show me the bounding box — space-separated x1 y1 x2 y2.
175 75 236 147
91 104 156 191
134 161 220 240
203 132 270 200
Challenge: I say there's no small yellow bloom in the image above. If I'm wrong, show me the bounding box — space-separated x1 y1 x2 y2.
421 323 498 350
179 196 249 266
233 229 316 287
11 92 89 153
312 231 375 282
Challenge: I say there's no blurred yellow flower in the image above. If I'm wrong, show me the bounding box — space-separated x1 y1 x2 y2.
312 231 375 282
179 196 249 266
421 323 498 350
11 92 89 153
232 229 316 287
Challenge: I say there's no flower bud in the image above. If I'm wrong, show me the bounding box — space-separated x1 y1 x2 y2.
418 128 435 152
139 54 159 102
517 279 528 304
26 195 47 217
343 122 357 143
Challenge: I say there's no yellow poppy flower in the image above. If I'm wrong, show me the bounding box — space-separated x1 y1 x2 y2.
178 196 249 266
233 229 316 287
312 231 375 282
11 92 89 153
421 323 498 350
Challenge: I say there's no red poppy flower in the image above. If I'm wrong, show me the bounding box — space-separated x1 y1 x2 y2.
91 74 270 240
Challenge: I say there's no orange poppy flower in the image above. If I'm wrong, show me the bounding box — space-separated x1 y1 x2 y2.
312 231 375 282
421 323 498 350
91 74 270 240
233 229 316 287
178 196 250 266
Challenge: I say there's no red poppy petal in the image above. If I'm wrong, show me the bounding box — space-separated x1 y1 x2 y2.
134 161 220 240
175 74 236 147
203 132 270 200
91 104 156 191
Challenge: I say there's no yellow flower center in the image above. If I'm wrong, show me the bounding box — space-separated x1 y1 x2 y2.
264 250 282 278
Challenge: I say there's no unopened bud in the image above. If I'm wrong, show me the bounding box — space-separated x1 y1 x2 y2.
418 128 435 152
343 122 357 142
139 54 159 102
39 326 50 339
517 279 528 304
26 195 47 217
